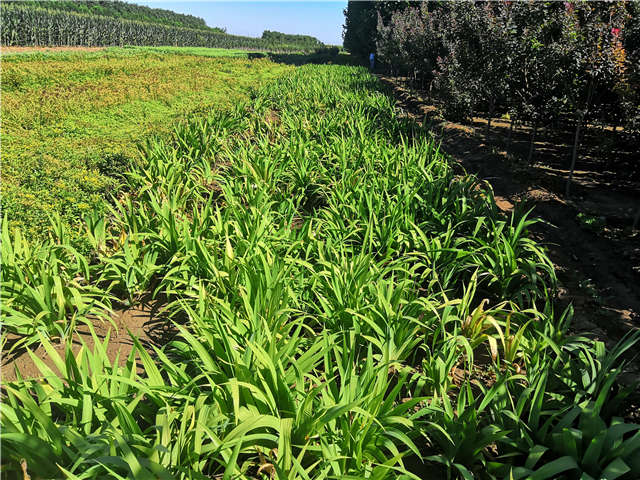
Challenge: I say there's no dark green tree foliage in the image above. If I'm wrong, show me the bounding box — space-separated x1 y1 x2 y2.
557 2 629 194
343 1 378 57
376 3 440 80
0 3 322 52
503 3 570 126
373 1 639 195
261 30 323 49
342 1 414 58
623 1 640 135
434 3 514 124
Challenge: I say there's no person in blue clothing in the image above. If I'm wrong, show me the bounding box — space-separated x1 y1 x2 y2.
369 52 375 71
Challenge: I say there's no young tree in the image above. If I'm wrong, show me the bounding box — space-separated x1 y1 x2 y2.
440 2 513 136
376 2 444 85
621 1 640 137
504 2 575 163
563 1 628 196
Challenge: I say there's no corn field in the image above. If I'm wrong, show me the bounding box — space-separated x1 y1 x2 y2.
2 65 640 479
0 4 317 52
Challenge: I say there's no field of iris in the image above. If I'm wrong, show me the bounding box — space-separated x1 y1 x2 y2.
2 64 640 479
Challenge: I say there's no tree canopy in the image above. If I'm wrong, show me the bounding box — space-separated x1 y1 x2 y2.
361 0 640 195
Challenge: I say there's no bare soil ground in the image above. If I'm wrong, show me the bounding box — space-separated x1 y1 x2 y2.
379 76 640 402
1 296 176 382
1 46 106 55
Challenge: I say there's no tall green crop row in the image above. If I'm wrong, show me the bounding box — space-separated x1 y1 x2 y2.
12 0 211 31
0 4 319 52
2 66 639 479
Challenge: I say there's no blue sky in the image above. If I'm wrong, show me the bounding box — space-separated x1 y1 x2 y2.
134 1 347 45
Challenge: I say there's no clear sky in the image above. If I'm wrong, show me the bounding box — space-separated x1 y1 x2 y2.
134 1 347 45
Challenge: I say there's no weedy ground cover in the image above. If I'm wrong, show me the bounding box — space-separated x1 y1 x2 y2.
1 65 639 479
1 47 291 244
1 45 261 59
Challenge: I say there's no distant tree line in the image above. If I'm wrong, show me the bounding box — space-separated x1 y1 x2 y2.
1 3 324 53
343 1 640 196
261 30 323 49
6 0 221 31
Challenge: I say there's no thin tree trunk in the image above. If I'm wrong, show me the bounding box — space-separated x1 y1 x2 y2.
566 120 582 197
486 99 494 142
633 208 640 230
507 118 514 151
527 121 538 164
566 81 594 198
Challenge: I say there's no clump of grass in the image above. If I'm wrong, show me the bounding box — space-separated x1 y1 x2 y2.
2 65 638 480
577 212 606 233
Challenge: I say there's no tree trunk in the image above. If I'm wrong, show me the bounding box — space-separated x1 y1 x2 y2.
566 120 582 197
527 121 538 164
486 98 494 142
507 118 514 151
633 207 640 231
566 81 594 198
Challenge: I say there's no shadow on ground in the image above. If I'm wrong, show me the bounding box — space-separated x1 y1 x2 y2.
261 49 363 67
1 293 180 382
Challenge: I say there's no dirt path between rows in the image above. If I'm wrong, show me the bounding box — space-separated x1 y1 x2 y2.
1 296 176 383
380 76 640 344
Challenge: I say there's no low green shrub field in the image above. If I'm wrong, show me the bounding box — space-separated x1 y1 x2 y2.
2 63 639 479
1 47 291 244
